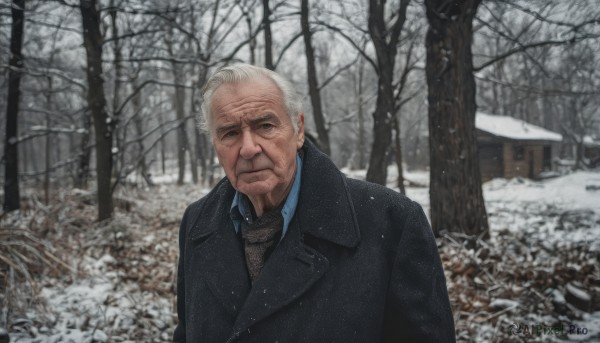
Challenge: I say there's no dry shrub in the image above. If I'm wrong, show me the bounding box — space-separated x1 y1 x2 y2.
0 225 69 328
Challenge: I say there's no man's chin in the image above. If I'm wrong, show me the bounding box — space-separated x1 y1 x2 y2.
236 182 274 197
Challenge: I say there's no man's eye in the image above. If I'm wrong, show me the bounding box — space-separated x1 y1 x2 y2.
260 123 275 130
222 131 238 139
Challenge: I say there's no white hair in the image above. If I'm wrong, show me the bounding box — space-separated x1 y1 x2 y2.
199 63 303 136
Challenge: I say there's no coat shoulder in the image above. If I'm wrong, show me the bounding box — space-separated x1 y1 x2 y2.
345 177 419 213
344 177 430 243
181 177 235 232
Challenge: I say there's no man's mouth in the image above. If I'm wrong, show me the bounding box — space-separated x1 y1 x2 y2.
238 168 267 175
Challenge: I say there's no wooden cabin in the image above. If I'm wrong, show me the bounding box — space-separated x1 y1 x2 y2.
476 112 562 182
584 136 600 167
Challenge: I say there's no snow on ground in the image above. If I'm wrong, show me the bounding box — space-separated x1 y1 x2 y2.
484 173 600 257
3 168 599 342
343 167 600 341
345 167 600 244
485 172 600 211
5 183 209 343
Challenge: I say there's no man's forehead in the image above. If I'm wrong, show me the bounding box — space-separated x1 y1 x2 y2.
213 76 282 98
212 93 281 117
211 78 284 115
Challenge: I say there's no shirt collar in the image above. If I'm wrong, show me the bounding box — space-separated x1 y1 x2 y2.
230 154 303 239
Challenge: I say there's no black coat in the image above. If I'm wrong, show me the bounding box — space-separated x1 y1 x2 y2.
174 142 455 342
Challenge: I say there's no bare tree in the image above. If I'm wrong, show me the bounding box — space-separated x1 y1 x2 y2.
353 55 367 170
262 0 274 69
425 0 489 237
365 0 410 186
301 0 330 155
130 73 153 185
3 0 25 212
556 43 599 169
164 27 192 185
109 0 126 181
75 107 92 189
237 0 259 64
80 0 114 220
44 76 52 204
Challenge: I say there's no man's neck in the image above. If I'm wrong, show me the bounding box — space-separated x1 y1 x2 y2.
247 165 297 217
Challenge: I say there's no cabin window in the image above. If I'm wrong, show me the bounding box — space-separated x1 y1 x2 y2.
514 145 525 161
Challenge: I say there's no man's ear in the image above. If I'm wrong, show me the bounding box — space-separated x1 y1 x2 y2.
296 112 305 149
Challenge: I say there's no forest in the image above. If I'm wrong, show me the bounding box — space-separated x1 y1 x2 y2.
1 0 599 341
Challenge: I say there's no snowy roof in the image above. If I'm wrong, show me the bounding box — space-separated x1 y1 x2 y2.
476 112 562 142
584 135 600 147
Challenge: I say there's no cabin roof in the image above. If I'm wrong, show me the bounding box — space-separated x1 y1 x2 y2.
584 135 600 147
476 112 562 142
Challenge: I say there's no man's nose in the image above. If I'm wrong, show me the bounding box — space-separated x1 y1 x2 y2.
239 131 261 159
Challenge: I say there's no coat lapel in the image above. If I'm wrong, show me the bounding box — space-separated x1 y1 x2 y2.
230 219 329 338
188 180 251 317
297 140 361 248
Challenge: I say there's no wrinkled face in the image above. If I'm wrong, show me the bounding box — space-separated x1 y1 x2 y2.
210 77 305 199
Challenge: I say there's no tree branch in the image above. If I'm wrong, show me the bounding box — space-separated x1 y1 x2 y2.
115 79 194 117
317 54 359 91
474 38 594 72
312 20 378 72
274 31 304 69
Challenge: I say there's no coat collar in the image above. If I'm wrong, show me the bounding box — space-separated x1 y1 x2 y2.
295 140 361 247
189 140 361 248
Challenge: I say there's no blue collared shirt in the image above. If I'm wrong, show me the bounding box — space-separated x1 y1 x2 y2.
230 154 302 239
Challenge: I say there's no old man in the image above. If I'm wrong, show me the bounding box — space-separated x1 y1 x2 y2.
173 64 455 342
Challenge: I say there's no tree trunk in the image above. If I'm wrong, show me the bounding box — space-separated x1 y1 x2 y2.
22 137 30 177
355 57 366 170
301 0 330 156
173 68 189 185
366 95 393 186
407 118 422 170
365 0 410 186
564 97 586 170
131 77 152 186
132 105 150 185
164 25 190 185
393 117 406 194
80 0 114 221
75 108 92 189
3 0 25 212
45 77 53 205
575 139 585 170
188 90 198 184
262 0 274 70
246 11 256 65
193 69 210 184
109 1 124 180
425 0 489 237
157 109 166 175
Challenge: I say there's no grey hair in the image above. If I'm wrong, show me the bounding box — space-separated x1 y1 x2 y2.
199 63 303 136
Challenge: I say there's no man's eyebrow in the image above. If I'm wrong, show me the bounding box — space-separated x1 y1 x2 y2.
215 123 240 135
215 114 281 135
249 114 279 125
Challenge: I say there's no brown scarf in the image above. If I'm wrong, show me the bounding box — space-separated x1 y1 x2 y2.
240 204 283 283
